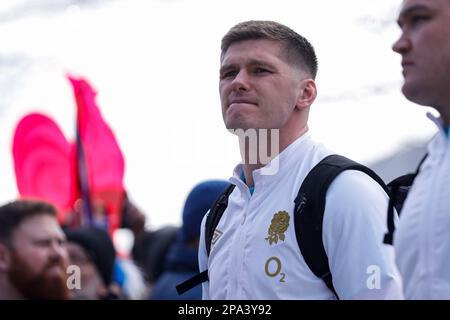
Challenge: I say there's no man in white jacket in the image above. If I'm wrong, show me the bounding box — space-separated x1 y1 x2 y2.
198 20 403 300
392 0 450 299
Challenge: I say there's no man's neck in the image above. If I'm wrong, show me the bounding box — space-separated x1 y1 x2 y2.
440 111 450 127
435 109 450 137
240 126 308 187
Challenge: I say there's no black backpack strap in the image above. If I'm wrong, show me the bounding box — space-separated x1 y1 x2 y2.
294 154 388 299
176 184 235 295
205 184 236 256
383 174 416 245
176 271 208 295
384 153 428 245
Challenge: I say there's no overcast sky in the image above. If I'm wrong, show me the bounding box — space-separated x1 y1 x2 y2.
0 0 438 231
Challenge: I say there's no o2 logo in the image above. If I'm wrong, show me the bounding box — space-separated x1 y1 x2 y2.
264 256 286 282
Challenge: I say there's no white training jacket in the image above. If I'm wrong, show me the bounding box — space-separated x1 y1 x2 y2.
199 133 403 300
395 113 450 299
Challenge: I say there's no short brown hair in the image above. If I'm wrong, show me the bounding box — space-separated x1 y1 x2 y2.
0 199 57 245
221 20 318 79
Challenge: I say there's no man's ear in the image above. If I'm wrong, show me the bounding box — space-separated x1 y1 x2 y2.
0 243 12 272
295 79 317 110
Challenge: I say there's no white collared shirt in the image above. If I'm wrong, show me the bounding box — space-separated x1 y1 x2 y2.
395 113 450 299
199 133 403 300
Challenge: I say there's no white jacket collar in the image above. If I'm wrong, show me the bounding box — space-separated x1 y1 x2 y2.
229 132 314 194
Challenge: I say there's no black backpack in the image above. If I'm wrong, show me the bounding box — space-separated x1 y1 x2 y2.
176 154 391 298
383 154 428 245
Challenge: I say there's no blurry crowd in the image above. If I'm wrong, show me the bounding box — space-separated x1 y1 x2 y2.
0 180 229 300
0 75 229 300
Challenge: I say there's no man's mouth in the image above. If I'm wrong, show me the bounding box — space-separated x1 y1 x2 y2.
401 60 414 76
228 99 257 108
401 60 414 69
45 263 66 274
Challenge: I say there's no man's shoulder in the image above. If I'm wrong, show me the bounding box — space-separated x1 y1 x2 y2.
322 169 390 247
327 169 387 201
323 169 389 224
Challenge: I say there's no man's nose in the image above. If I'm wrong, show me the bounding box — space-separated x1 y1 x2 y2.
392 32 411 54
231 71 251 92
49 241 68 260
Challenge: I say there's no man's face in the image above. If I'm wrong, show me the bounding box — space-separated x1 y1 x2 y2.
219 39 305 131
66 241 107 300
8 214 70 299
393 0 450 108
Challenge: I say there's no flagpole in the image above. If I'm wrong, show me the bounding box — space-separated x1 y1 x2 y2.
76 102 94 227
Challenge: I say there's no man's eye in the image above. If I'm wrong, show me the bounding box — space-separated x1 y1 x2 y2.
254 67 270 74
220 70 237 79
410 15 430 26
36 240 51 247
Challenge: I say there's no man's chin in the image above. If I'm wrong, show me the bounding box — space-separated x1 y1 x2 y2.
225 120 253 132
28 272 70 300
402 83 433 107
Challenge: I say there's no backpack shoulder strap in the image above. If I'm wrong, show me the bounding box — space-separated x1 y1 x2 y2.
384 153 428 245
205 184 236 256
175 183 235 295
294 154 388 299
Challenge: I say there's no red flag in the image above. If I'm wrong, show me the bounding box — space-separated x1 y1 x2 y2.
68 75 125 235
12 113 78 223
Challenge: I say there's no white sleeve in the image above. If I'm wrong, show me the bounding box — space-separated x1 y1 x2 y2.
198 211 210 300
322 170 404 300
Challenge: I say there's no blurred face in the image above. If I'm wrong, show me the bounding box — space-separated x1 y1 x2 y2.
8 214 70 299
66 242 107 300
219 39 308 131
392 0 450 110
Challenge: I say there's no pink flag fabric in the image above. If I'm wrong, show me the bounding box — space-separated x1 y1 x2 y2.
12 113 78 223
68 75 125 235
12 76 126 235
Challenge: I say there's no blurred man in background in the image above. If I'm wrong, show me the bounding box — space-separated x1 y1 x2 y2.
121 194 178 285
149 180 229 300
0 200 70 299
392 0 450 299
65 226 120 299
